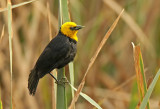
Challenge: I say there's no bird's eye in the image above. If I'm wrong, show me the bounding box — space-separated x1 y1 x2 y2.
70 27 76 30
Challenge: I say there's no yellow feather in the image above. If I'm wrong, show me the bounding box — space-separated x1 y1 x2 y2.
61 22 78 42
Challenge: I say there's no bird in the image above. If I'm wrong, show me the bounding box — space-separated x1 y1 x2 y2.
28 22 84 95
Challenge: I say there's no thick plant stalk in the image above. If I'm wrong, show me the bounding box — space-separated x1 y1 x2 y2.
56 0 68 109
57 69 67 109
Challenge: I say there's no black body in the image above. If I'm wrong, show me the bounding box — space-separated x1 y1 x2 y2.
28 31 77 95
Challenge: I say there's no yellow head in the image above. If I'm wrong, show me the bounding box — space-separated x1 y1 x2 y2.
60 22 84 42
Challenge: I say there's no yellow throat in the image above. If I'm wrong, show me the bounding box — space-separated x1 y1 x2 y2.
60 22 79 42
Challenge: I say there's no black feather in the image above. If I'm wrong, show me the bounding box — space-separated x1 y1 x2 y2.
28 69 39 95
28 31 77 95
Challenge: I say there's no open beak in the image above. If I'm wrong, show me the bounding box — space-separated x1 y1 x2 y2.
70 25 85 30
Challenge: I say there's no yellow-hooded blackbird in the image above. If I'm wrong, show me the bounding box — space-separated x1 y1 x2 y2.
28 22 84 95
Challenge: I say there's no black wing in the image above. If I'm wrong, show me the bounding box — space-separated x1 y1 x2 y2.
34 34 71 78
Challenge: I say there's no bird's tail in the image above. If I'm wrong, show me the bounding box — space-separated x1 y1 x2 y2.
28 69 39 95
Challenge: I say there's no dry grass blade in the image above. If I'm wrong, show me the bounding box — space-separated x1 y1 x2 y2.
68 9 124 109
132 42 150 109
7 0 13 108
132 43 145 99
103 0 155 57
47 2 52 40
51 71 57 109
0 25 5 44
69 63 75 107
0 0 37 13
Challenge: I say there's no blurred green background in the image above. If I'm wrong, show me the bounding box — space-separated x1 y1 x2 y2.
0 0 160 109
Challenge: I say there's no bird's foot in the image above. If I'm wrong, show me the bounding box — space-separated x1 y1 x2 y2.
49 73 69 87
61 77 69 84
55 77 69 87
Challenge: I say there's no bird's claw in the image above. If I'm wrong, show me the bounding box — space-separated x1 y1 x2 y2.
55 77 69 87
